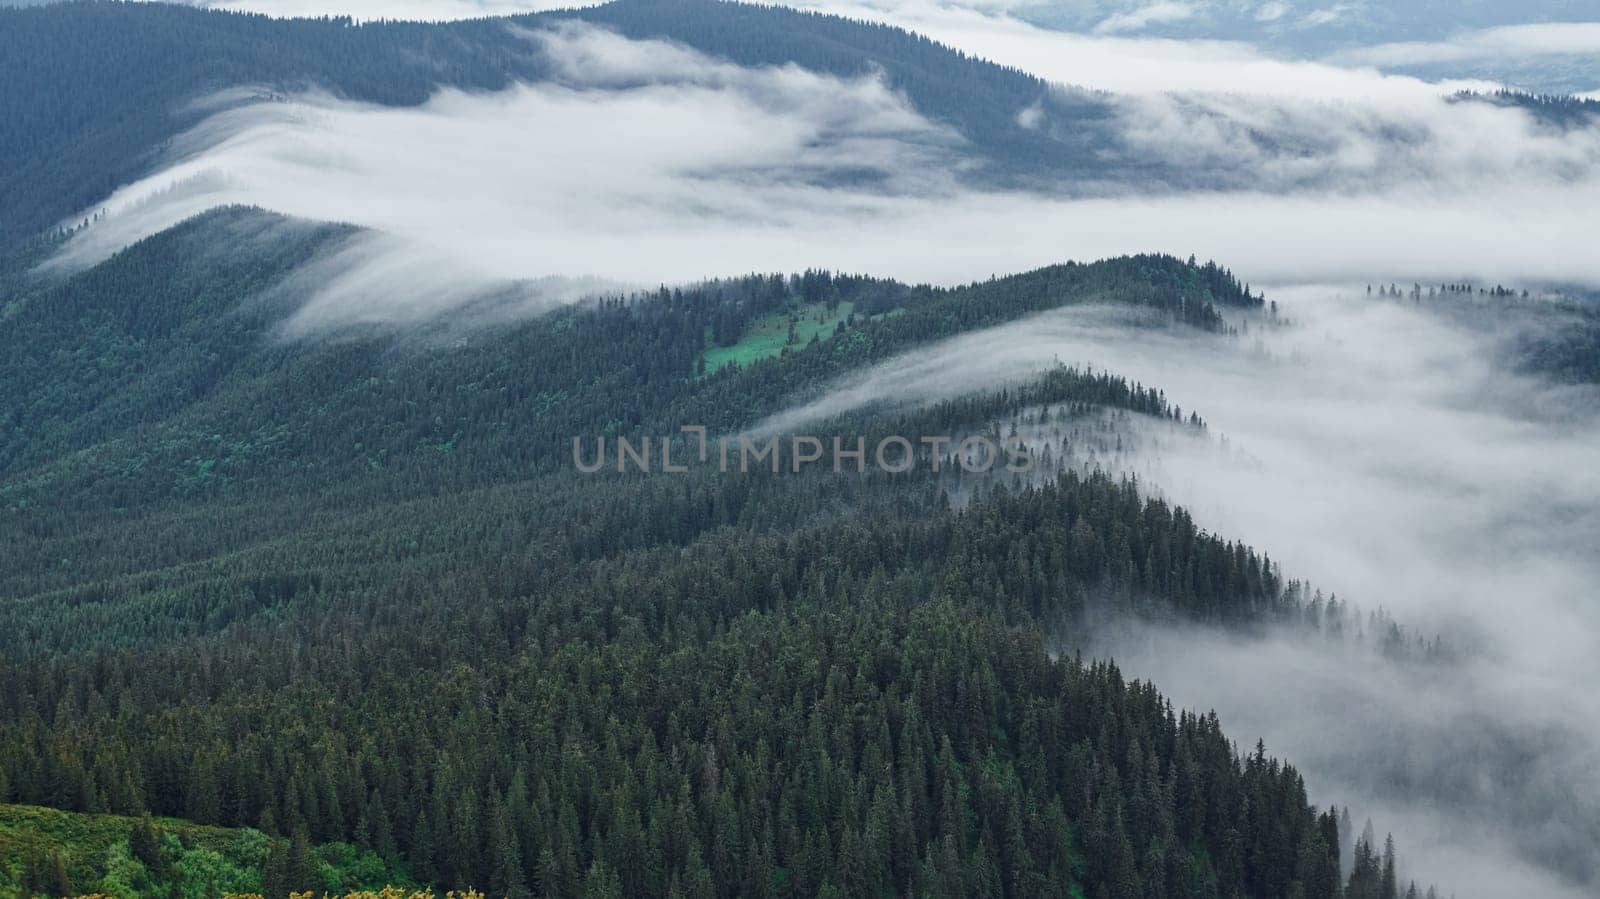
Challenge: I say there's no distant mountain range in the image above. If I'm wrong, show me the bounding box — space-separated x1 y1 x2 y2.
0 0 1138 253
5 0 1597 256
1017 0 1600 93
1017 0 1591 50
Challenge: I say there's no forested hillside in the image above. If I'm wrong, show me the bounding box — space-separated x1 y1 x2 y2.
0 203 1451 897
0 207 1251 538
1449 89 1600 128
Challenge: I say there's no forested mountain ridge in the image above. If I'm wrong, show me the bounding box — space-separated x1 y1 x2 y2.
0 207 1254 519
0 438 1433 897
0 592 1366 899
0 200 1454 895
1 205 1269 639
0 0 1131 253
1449 89 1600 128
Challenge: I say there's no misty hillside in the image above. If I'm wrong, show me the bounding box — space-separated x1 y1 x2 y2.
0 205 1449 898
1449 89 1600 127
0 0 1135 253
0 207 1254 595
5 1 1600 897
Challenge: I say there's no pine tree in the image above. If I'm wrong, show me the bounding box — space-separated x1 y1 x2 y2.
1347 821 1381 899
410 808 437 884
1380 834 1399 899
287 825 317 894
130 815 163 870
489 793 530 899
46 849 72 898
581 859 625 899
261 835 290 899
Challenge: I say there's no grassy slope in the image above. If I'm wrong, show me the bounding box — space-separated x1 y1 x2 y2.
697 300 908 373
0 804 400 899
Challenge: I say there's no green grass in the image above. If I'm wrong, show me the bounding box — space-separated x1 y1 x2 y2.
699 301 857 373
0 804 402 899
0 803 249 899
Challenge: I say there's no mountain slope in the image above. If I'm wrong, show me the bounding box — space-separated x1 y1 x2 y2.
0 207 1251 520
0 200 1448 897
1 208 1265 648
0 0 1128 253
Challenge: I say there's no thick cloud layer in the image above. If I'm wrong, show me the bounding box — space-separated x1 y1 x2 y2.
792 0 1489 97
47 19 1600 333
1335 22 1600 68
48 23 968 317
756 290 1600 898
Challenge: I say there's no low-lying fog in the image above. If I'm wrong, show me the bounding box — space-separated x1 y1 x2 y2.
761 290 1600 898
44 21 1600 336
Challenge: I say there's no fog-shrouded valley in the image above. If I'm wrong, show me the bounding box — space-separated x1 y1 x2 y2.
1 2 1598 899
